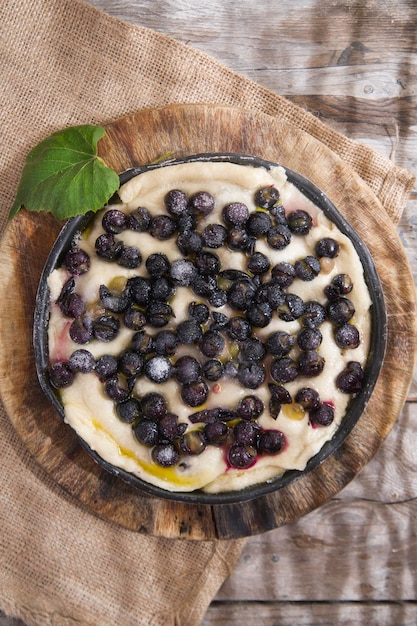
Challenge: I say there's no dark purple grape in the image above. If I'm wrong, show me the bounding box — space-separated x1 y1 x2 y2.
204 421 230 445
188 301 210 324
150 215 176 240
227 279 256 311
324 274 354 300
127 276 151 306
334 324 360 349
271 357 298 384
176 319 202 344
266 331 295 357
131 331 154 355
104 375 130 402
145 253 170 277
310 402 335 426
227 227 253 252
201 223 227 248
146 302 173 327
69 317 94 344
239 338 265 362
175 355 202 385
211 311 229 330
237 362 265 389
298 350 325 377
199 330 225 357
191 275 217 298
165 189 188 216
194 251 221 276
222 202 249 225
93 315 120 342
177 211 197 233
233 420 261 446
127 206 151 232
150 277 175 302
246 211 272 237
246 302 272 328
152 443 179 467
179 430 207 455
116 397 142 424
158 412 186 442
224 360 239 378
95 233 123 261
297 328 323 351
189 191 215 216
269 383 292 404
315 237 340 258
271 262 296 288
189 407 232 424
256 282 284 309
170 259 198 286
133 419 159 446
258 430 286 455
226 316 252 341
202 359 224 381
144 355 173 383
269 396 281 419
302 301 326 329
102 209 128 234
48 361 75 388
295 387 320 409
287 210 312 235
176 231 203 255
118 350 144 377
270 204 287 224
254 185 281 209
277 293 305 321
99 284 130 313
64 247 90 275
267 225 292 250
336 362 364 393
95 354 118 380
123 306 147 331
294 256 321 281
236 395 264 420
141 392 167 420
247 251 270 275
117 245 142 269
327 297 355 325
181 379 209 407
154 330 178 356
227 443 257 469
68 349 95 373
59 292 86 318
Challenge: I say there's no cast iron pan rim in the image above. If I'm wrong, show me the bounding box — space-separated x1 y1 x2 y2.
33 153 387 505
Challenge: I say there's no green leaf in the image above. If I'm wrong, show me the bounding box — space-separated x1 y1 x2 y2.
9 125 120 220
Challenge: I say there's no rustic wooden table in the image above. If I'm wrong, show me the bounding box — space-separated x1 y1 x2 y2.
1 1 416 625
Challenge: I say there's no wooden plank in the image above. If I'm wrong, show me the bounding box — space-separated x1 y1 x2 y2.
217 492 417 601
202 601 417 626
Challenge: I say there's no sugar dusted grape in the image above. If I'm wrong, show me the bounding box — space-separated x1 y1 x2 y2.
65 247 90 275
48 361 75 388
152 443 179 467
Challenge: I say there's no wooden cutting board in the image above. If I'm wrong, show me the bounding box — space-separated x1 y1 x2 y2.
0 104 416 540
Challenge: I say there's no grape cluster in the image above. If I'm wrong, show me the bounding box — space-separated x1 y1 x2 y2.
48 181 365 470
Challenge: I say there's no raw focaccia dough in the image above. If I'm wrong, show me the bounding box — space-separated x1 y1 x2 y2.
47 160 371 493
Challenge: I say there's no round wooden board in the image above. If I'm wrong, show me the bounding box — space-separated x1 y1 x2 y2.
0 104 416 540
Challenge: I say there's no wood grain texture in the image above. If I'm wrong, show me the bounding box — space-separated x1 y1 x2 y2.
0 103 415 541
202 602 417 626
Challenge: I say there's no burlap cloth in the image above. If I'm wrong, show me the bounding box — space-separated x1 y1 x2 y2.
0 0 415 625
